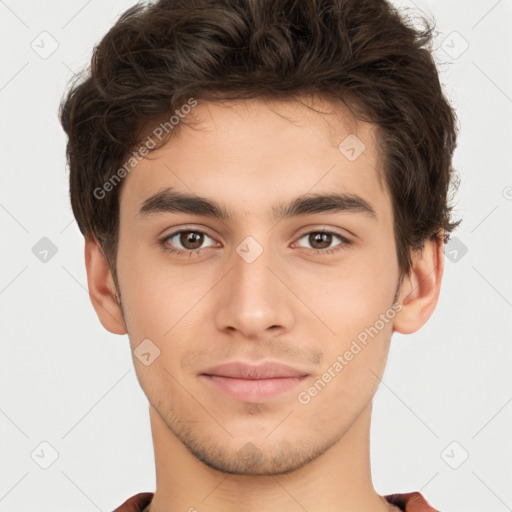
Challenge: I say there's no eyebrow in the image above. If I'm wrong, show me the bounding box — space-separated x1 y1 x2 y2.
137 187 377 222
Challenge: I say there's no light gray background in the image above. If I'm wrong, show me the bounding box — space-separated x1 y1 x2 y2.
1 1 511 511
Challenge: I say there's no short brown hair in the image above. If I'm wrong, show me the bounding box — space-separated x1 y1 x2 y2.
60 0 461 287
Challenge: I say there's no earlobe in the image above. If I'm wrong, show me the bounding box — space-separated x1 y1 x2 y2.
84 237 127 335
393 233 445 335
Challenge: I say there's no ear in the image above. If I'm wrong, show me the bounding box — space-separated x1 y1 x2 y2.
393 233 444 335
84 236 127 335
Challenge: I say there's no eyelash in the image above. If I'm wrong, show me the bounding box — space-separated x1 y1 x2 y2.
159 228 352 257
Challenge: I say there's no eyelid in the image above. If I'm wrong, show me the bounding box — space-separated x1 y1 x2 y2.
293 225 353 241
161 227 218 249
162 225 351 243
292 229 351 250
160 225 353 257
161 224 218 240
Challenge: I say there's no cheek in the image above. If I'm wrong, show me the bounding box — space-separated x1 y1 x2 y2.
116 230 194 327
117 218 398 345
295 307 394 422
292 246 398 334
288 238 398 392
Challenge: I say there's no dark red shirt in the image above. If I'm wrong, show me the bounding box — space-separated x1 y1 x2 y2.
113 491 440 511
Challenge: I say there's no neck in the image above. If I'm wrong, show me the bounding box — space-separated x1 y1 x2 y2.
146 402 398 512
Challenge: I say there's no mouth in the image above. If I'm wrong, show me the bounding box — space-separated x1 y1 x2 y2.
199 361 310 402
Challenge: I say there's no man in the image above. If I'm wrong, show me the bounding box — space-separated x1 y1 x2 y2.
60 0 460 510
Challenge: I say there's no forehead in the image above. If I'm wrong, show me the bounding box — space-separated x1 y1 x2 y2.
118 96 390 224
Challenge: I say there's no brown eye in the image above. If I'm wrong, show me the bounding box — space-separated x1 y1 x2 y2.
297 231 345 251
161 229 217 255
179 231 204 250
308 232 333 249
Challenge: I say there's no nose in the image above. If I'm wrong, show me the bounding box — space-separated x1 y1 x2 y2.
214 238 295 340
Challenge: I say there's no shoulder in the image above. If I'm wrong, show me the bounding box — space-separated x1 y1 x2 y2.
112 492 154 512
385 491 441 511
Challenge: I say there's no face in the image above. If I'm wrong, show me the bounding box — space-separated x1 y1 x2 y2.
114 96 402 475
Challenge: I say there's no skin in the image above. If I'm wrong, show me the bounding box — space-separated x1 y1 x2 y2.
85 96 444 512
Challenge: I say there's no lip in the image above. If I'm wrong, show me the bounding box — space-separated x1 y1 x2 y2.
200 361 309 402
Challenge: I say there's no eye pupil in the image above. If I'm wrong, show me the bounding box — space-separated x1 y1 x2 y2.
181 231 203 249
310 232 332 249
